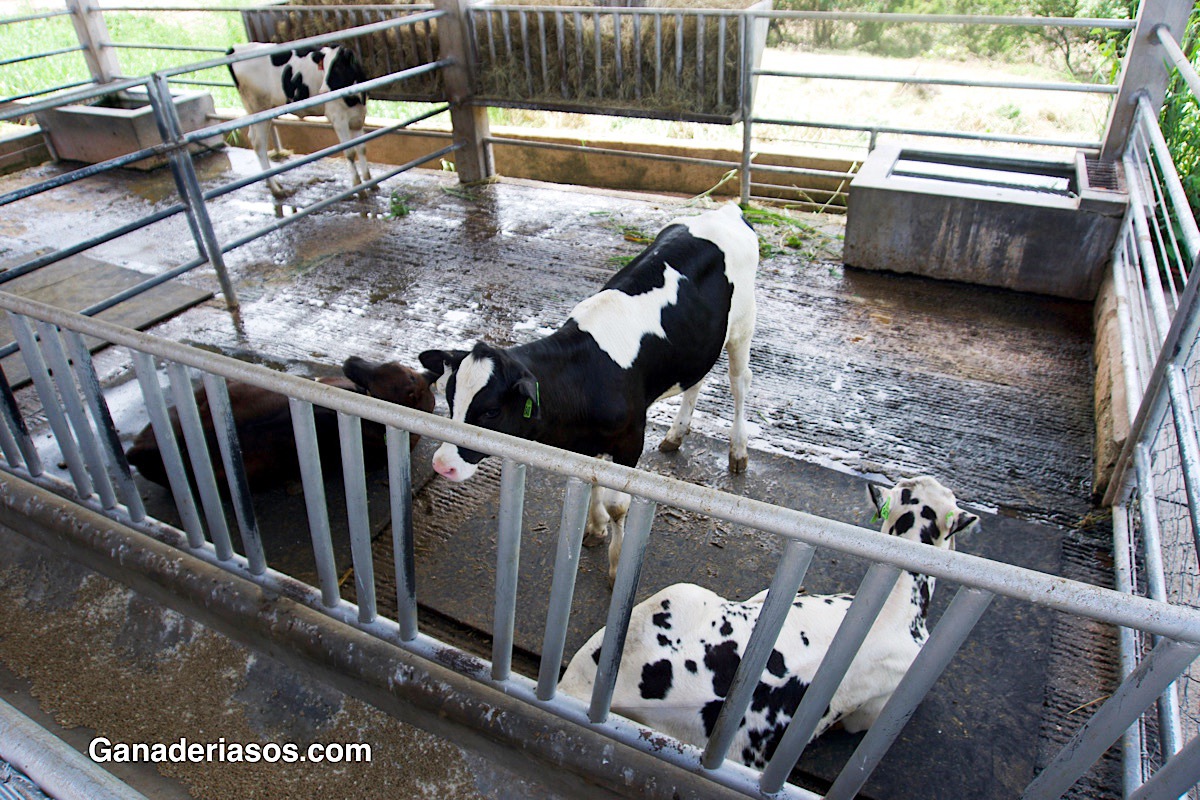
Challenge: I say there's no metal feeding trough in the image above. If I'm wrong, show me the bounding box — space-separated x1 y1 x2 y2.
35 89 217 170
843 145 1128 301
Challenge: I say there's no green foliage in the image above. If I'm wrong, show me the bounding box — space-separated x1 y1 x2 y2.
387 191 413 219
1159 11 1200 217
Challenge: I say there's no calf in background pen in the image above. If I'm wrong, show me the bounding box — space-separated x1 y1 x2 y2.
227 43 372 197
558 475 980 770
126 357 434 492
419 203 760 582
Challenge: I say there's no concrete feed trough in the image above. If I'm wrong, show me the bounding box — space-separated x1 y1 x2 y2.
35 89 217 170
843 145 1128 301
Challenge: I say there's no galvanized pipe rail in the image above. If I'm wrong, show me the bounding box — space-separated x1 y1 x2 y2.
0 288 1198 798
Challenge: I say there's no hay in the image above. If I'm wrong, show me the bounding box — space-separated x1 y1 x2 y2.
473 2 761 120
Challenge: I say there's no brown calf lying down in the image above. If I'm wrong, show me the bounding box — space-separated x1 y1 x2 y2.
126 356 435 492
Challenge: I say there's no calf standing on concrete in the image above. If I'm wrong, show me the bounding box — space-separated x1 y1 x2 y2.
559 475 980 770
419 203 760 580
227 43 372 197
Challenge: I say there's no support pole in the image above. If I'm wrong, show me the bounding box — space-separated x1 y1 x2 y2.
64 0 121 85
435 0 493 183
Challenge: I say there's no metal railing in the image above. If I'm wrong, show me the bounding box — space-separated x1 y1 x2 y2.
0 12 458 337
1102 16 1200 795
0 281 1198 797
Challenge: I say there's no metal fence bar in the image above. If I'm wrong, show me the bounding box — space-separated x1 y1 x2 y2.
288 398 339 608
1128 730 1200 800
130 350 204 547
1165 364 1200 555
824 587 996 800
751 114 1101 150
1135 96 1200 261
337 412 376 624
0 46 87 69
702 537 816 768
166 361 233 559
492 457 527 681
1021 638 1200 800
387 426 417 642
754 9 1135 28
759 563 903 793
7 313 92 499
755 68 1118 94
0 79 96 108
0 9 72 24
1109 503 1147 798
2 290 1199 644
587 495 657 723
35 322 116 510
1155 24 1200 103
536 476 593 701
0 371 26 471
0 365 42 476
106 42 228 53
201 373 264 571
485 135 740 171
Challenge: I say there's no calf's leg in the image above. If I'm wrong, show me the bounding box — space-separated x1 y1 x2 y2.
726 336 752 473
247 120 285 197
659 379 704 452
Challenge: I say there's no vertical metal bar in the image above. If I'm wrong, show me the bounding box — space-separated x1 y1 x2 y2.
492 458 527 681
573 11 584 97
149 73 239 313
201 373 264 571
696 14 706 102
593 11 603 98
739 13 752 205
537 10 549 94
0 379 23 469
1021 638 1200 800
35 321 116 509
825 588 995 800
1112 501 1150 798
631 13 642 101
556 11 567 98
338 411 376 624
1128 730 1200 800
702 538 817 767
64 331 144 521
675 12 684 86
759 563 903 793
588 495 657 723
0 365 41 476
501 8 512 61
654 13 662 94
388 426 417 642
1127 157 1174 346
486 9 497 65
1165 363 1200 555
289 398 340 608
536 476 593 701
519 10 533 97
716 15 726 109
166 361 233 557
613 12 623 94
1132 446 1183 760
7 313 92 498
131 350 205 547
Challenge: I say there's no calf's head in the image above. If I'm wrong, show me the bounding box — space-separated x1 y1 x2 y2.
867 475 978 549
341 356 436 414
418 343 540 482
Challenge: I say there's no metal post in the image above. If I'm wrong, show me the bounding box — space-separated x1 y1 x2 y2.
435 0 493 184
64 0 121 85
588 495 657 723
759 563 903 793
146 74 240 313
1100 0 1194 161
7 313 93 499
289 398 340 608
739 10 754 205
201 373 265 572
536 476 593 701
1021 638 1200 800
702 538 816 767
492 458 527 681
388 427 417 642
64 331 145 522
825 588 995 800
0 365 41 476
338 412 376 624
1128 731 1200 800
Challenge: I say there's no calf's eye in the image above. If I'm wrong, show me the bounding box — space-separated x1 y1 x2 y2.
480 408 501 420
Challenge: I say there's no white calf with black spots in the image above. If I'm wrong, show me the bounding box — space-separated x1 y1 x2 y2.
420 203 759 584
559 475 979 770
227 43 372 197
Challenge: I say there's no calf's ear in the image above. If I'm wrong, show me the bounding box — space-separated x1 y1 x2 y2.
867 483 887 515
419 349 466 379
514 375 540 420
948 511 979 537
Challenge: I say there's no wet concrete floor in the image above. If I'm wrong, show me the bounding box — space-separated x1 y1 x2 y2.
0 148 1116 798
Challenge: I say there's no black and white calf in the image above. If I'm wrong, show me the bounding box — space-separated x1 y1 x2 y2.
227 43 372 197
419 203 759 580
558 476 980 770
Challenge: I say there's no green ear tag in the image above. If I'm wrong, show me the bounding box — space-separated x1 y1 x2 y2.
523 398 534 419
522 382 540 420
872 497 892 524
946 511 955 526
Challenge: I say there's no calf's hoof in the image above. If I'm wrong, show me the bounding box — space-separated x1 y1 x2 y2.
659 435 683 453
582 528 606 547
729 452 748 474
